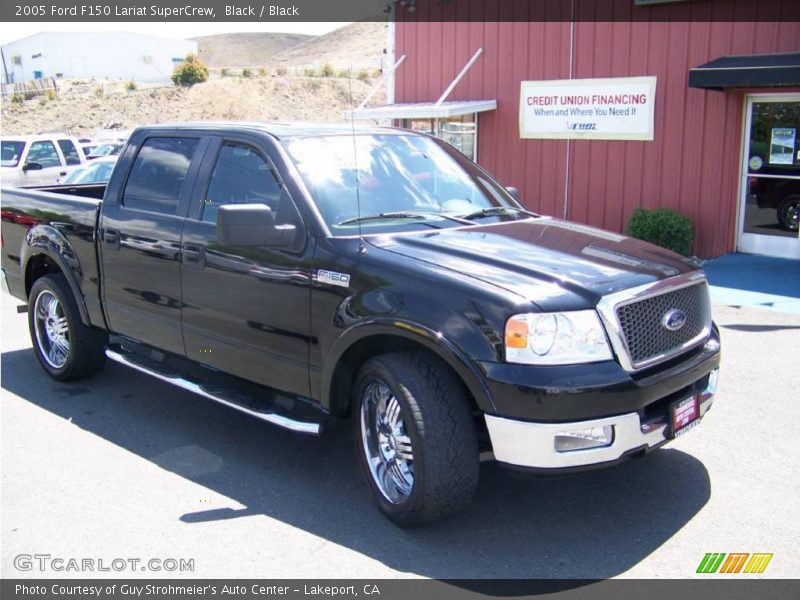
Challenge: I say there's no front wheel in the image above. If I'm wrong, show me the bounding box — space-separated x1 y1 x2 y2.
28 274 107 381
777 195 799 232
353 351 479 526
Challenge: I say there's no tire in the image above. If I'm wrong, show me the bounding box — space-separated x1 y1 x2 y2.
353 351 479 526
777 195 800 232
28 274 107 381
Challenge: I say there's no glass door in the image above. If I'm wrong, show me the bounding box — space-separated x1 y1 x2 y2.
738 95 800 259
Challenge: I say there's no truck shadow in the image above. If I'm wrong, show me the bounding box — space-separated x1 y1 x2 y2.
1 348 711 583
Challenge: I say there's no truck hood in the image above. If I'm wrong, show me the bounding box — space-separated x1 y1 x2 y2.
367 217 698 311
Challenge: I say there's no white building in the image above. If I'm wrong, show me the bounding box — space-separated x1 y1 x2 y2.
1 32 198 84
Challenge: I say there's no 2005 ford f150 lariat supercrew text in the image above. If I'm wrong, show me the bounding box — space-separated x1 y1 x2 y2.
1 122 720 525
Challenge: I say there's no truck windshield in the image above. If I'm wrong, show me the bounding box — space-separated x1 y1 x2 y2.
2 141 26 167
283 133 529 235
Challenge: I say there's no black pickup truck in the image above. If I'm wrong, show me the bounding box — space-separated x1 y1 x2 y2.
1 122 720 525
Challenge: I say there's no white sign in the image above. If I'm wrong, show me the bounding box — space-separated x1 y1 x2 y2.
519 76 657 140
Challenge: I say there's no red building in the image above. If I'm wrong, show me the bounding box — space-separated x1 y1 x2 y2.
352 0 800 259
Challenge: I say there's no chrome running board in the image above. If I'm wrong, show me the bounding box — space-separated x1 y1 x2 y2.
105 349 322 435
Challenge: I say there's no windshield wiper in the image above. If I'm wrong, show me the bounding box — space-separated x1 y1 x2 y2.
459 206 540 221
338 211 472 227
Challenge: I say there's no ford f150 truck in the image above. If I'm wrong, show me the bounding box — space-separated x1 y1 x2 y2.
1 122 720 525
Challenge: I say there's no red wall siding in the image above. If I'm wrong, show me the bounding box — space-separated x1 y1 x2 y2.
395 2 800 257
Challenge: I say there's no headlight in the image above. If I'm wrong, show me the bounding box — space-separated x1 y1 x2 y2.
505 310 613 365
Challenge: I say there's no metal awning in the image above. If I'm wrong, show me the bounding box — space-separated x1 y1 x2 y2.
689 52 800 90
343 99 497 121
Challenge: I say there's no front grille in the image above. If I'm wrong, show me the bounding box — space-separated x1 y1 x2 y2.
616 282 710 368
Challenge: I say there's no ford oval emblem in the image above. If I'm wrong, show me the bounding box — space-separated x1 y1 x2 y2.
662 309 687 331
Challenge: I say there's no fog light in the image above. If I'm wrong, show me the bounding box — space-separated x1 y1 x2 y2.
554 425 614 452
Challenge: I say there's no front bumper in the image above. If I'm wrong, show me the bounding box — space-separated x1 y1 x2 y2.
1 268 10 295
486 368 718 471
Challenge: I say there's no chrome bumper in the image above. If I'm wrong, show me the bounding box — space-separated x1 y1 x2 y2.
485 369 718 470
1 268 10 295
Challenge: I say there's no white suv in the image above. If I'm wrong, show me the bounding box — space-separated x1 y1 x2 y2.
1 134 87 187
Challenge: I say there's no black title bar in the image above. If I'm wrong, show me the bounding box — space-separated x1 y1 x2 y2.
3 0 800 23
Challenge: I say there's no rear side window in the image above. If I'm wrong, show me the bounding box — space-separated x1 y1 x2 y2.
202 143 282 223
122 137 199 215
57 139 82 166
26 141 61 168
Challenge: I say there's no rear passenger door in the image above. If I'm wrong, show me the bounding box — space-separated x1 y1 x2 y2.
180 135 313 397
100 133 208 355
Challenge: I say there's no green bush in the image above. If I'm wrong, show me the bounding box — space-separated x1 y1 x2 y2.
45 89 57 101
626 208 694 256
320 63 334 77
356 68 370 81
10 93 24 103
242 68 252 78
303 67 317 77
172 54 209 86
336 69 349 78
275 65 287 76
126 80 137 91
258 67 267 77
220 68 229 77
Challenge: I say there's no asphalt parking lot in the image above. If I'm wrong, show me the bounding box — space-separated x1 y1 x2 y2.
1 291 799 579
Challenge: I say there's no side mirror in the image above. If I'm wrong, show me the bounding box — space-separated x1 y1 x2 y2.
506 186 520 201
216 204 274 246
22 162 43 172
265 223 298 249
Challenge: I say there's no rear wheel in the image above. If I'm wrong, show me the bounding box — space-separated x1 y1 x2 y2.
353 351 479 526
28 274 107 381
777 195 799 232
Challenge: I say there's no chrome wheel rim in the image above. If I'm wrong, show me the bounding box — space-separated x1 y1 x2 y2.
34 290 70 369
782 199 799 231
360 380 415 504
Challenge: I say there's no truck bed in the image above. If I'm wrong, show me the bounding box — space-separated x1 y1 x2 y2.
1 184 106 326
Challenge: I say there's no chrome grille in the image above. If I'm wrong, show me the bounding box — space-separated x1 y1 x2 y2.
615 282 710 368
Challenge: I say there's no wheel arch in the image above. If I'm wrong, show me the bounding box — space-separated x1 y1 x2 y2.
23 238 91 327
322 320 497 418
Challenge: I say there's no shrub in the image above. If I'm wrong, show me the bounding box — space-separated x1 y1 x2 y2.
242 68 252 78
10 93 24 104
220 68 229 77
258 67 266 77
356 68 369 81
320 63 334 77
336 69 349 78
303 67 317 77
94 85 104 97
172 54 209 86
275 65 287 76
626 208 694 256
45 89 57 101
371 68 382 78
126 80 137 91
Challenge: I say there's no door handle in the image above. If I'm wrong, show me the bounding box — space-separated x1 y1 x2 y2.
103 229 120 249
59 171 67 176
181 245 206 267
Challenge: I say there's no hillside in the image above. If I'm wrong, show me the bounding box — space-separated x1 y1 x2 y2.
191 32 312 67
270 21 387 70
1 75 385 138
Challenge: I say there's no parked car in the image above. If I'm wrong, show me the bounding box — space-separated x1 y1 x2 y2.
1 134 86 187
1 122 721 526
86 142 124 160
59 156 117 185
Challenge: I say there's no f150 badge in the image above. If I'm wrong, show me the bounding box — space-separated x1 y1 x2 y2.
315 270 351 288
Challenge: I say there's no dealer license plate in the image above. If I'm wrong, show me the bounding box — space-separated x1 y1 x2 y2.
669 395 700 438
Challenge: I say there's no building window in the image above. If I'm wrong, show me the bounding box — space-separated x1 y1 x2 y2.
400 114 477 161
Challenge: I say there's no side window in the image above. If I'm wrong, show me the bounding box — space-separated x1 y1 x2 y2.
26 141 61 168
57 139 82 166
202 143 282 223
122 137 199 215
